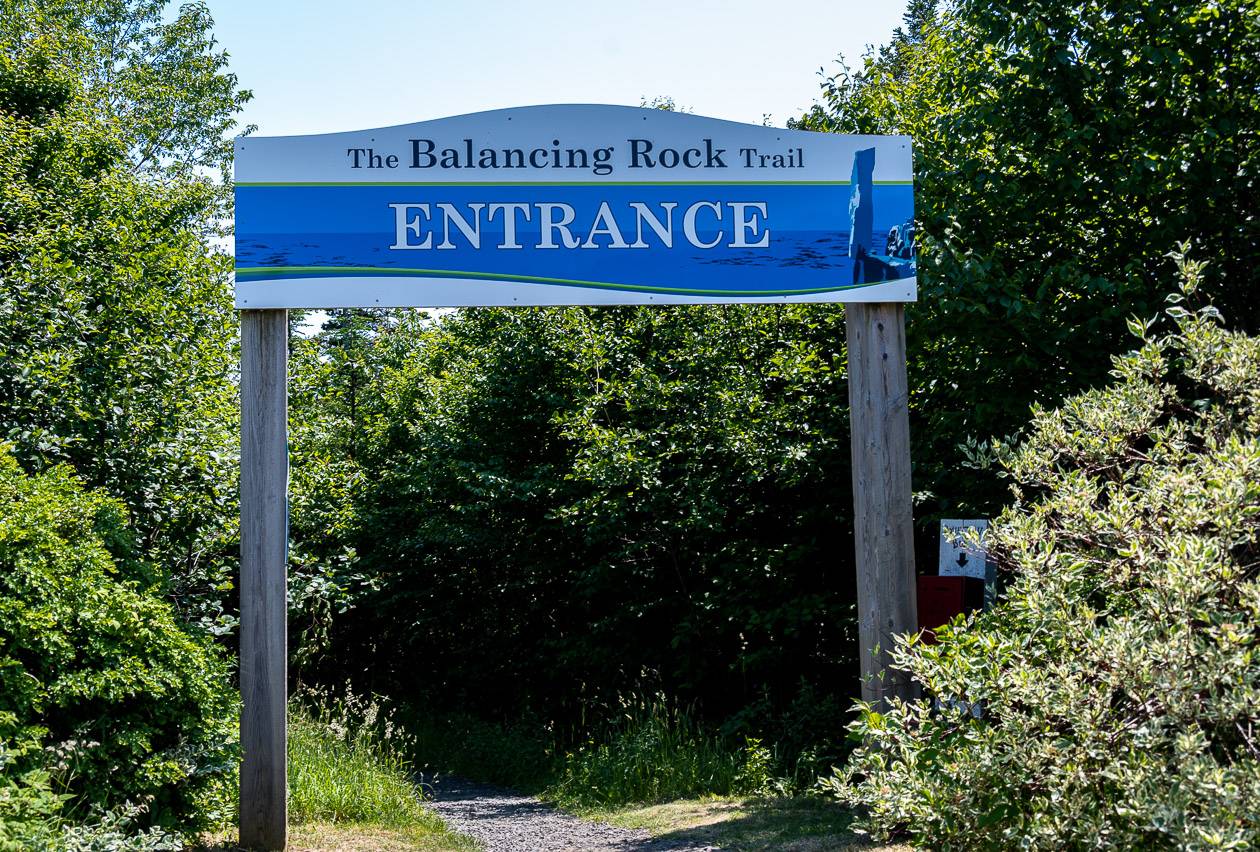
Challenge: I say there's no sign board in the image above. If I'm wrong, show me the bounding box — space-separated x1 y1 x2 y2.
938 519 990 580
234 105 915 308
235 109 923 845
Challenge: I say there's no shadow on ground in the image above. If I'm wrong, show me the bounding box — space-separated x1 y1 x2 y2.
595 795 908 851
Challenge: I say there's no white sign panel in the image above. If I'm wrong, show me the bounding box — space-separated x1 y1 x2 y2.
234 104 916 308
938 519 990 581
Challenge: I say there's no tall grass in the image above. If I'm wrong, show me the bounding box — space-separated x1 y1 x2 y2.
546 695 773 809
405 710 558 792
404 694 798 809
288 688 444 831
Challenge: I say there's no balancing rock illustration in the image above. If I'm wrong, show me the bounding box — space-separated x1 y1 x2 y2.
848 146 876 266
847 146 913 284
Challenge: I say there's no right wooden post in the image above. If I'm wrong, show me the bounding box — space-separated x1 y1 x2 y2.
846 301 918 709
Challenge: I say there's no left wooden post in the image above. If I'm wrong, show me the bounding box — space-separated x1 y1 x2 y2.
240 309 288 851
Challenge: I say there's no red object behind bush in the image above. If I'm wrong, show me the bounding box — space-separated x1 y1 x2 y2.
917 576 984 644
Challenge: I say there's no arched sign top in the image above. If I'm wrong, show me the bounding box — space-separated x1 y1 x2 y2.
234 104 916 307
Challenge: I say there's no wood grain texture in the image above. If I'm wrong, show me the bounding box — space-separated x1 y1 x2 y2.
239 309 288 850
845 302 918 709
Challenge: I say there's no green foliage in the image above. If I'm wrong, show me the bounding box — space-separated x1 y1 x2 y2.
547 695 774 809
0 1 246 623
829 253 1260 849
407 711 557 793
287 310 397 681
1 757 184 852
0 0 248 842
295 305 858 754
406 695 832 805
0 450 237 834
0 731 64 851
288 688 443 831
0 0 253 180
796 0 1260 517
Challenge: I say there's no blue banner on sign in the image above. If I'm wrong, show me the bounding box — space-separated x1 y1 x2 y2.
236 183 914 298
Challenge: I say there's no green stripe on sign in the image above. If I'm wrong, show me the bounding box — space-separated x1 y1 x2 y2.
233 266 880 297
233 180 912 188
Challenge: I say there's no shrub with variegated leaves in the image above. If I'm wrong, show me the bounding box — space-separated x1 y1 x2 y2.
829 247 1260 850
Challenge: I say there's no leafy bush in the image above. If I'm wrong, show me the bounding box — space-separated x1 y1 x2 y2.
0 450 236 833
0 731 63 851
288 688 443 830
1 754 182 852
829 251 1260 849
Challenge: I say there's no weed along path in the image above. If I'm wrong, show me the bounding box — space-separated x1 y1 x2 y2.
423 776 721 852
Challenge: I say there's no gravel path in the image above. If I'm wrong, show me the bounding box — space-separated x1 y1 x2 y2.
421 775 721 852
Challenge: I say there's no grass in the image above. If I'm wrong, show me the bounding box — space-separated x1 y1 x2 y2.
545 695 772 808
284 822 472 851
587 795 909 851
402 695 893 849
406 693 842 812
404 709 556 793
405 694 775 809
196 823 474 852
192 689 474 851
287 690 435 827
196 691 880 851
323 691 891 851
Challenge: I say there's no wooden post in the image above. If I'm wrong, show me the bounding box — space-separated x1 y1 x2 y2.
240 309 288 850
846 302 917 709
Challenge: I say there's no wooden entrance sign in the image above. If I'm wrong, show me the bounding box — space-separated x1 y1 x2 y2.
235 105 917 849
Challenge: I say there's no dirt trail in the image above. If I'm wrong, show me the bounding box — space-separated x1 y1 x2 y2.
422 776 721 852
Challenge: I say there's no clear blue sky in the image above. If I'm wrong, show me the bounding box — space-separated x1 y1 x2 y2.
206 0 908 137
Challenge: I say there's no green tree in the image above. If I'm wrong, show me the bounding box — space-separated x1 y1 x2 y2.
0 0 249 617
797 0 1260 517
286 309 398 682
304 304 856 767
1 0 252 179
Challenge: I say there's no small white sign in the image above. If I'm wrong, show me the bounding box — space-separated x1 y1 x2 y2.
939 519 989 580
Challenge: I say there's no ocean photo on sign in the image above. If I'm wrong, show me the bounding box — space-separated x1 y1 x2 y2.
236 175 913 296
